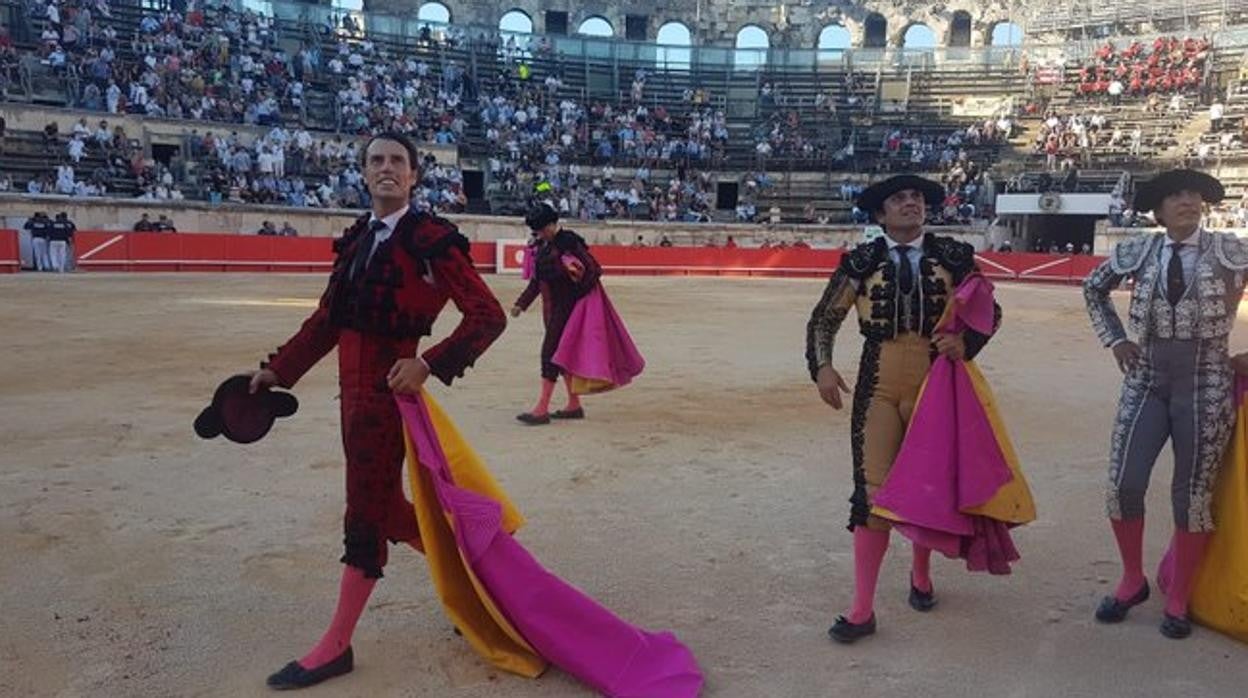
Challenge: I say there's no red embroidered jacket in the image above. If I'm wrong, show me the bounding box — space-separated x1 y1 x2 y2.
265 211 506 387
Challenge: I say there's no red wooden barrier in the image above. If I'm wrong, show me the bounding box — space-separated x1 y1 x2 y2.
975 252 1107 285
496 241 1107 283
0 229 19 273
71 232 497 273
496 241 845 278
50 231 1114 285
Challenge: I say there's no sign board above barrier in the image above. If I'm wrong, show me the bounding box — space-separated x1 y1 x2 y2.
950 95 1014 117
879 80 909 113
1033 64 1065 84
995 193 1112 216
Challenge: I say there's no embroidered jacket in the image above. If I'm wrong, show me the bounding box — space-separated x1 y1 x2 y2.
514 229 603 312
266 210 506 387
1083 229 1248 347
805 233 1000 381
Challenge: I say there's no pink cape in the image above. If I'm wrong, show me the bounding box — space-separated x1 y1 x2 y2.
553 284 646 394
521 244 536 280
396 394 702 697
872 275 1029 574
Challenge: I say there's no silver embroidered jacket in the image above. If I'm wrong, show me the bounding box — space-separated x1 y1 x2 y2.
1083 229 1248 347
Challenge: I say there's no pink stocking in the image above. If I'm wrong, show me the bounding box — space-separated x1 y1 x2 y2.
1164 529 1211 618
911 544 933 594
299 565 377 670
848 526 890 624
531 379 556 416
1110 518 1147 601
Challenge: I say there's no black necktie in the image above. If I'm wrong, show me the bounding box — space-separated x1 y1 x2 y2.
1166 242 1186 306
350 219 388 280
896 245 915 296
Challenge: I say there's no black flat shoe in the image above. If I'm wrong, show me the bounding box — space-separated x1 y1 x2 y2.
828 614 876 644
516 412 551 425
551 407 585 419
266 646 353 690
1095 582 1150 623
1160 613 1193 639
909 576 937 612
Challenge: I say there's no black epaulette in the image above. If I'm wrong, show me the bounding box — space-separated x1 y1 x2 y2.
928 235 975 275
399 211 471 261
331 213 372 256
552 228 589 253
840 238 886 279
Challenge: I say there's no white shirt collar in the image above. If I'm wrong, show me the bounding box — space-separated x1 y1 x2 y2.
884 233 924 251
370 204 409 234
1167 227 1201 247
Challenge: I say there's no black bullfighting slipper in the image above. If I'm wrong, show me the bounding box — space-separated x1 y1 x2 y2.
551 407 585 420
909 575 937 612
1160 613 1193 639
266 647 353 690
828 614 876 644
516 412 551 425
1095 581 1150 623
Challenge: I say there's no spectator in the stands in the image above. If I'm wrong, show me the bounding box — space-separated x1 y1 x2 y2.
42 121 59 154
1210 100 1225 132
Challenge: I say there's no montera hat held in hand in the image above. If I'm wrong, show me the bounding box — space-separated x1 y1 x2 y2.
194 375 298 444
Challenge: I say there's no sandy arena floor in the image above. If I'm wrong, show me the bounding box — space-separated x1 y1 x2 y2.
2 273 1247 698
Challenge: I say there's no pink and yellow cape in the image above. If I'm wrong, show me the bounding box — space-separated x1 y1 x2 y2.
871 274 1036 573
398 392 702 696
552 283 645 395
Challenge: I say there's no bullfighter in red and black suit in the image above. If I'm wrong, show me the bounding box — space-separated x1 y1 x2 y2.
247 132 506 689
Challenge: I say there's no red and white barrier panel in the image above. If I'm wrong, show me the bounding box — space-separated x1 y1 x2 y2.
497 240 1107 284
70 232 496 273
0 229 19 274
496 239 845 278
975 252 1106 285
4 229 1107 285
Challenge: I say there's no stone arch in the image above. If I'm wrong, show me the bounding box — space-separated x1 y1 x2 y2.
949 10 972 47
818 23 852 54
863 12 887 49
656 21 693 69
498 8 533 35
989 21 1025 46
901 22 936 49
734 24 770 69
576 15 614 38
